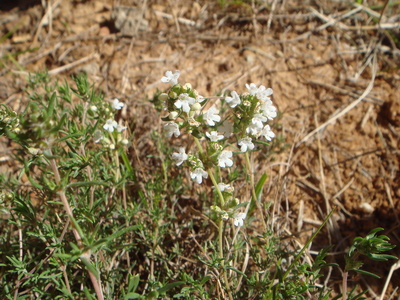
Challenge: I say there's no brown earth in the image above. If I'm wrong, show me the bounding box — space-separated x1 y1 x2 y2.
1 0 399 298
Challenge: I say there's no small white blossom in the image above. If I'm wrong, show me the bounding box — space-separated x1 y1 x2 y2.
233 212 246 227
190 168 208 184
203 105 221 126
103 119 118 132
112 98 124 110
245 83 259 96
246 123 261 136
260 100 277 120
218 150 233 168
206 131 224 142
164 122 180 138
238 137 254 152
251 114 268 128
225 91 241 108
256 86 273 102
161 70 180 86
195 94 206 103
261 125 275 141
222 213 229 220
174 93 196 113
217 182 233 192
116 124 127 132
172 147 188 166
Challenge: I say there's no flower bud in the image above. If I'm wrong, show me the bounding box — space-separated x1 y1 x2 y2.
191 102 201 111
168 90 177 99
159 93 168 101
183 83 192 90
109 144 115 150
90 105 98 111
211 205 221 212
121 139 129 145
169 111 179 120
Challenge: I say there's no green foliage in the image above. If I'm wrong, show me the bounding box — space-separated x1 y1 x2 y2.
1 71 398 299
345 227 397 276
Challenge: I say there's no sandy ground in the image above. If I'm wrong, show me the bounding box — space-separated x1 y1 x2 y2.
1 0 399 297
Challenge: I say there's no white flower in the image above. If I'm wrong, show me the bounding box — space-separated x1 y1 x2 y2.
161 70 180 86
172 147 188 166
260 100 277 120
190 168 208 184
233 212 246 227
256 86 273 102
238 137 254 152
261 124 275 141
218 150 233 168
217 182 233 192
219 121 233 138
251 113 268 128
174 93 195 113
203 105 221 126
195 94 206 103
245 83 259 95
116 124 127 132
206 131 224 142
164 122 180 138
245 83 274 102
112 98 124 110
225 91 241 108
246 123 261 136
103 119 118 132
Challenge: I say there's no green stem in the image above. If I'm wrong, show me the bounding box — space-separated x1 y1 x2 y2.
193 137 232 300
244 152 267 231
282 207 336 281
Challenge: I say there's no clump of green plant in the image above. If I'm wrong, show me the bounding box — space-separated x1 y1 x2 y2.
0 72 135 299
153 70 398 299
0 70 397 299
0 72 187 299
340 227 397 300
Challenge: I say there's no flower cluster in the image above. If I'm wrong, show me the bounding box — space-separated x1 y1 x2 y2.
93 98 128 149
0 104 20 136
159 70 278 227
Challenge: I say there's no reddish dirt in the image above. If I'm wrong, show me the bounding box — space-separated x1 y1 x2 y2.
1 0 399 298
